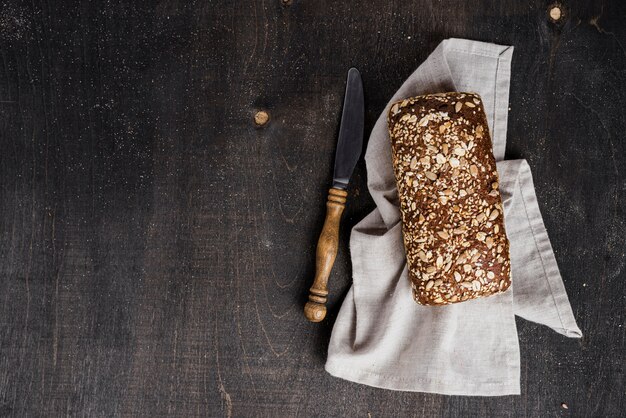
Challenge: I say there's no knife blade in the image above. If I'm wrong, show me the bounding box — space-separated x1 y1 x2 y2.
304 68 364 323
332 68 365 189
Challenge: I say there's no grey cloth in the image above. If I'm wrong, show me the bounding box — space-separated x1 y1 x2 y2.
325 38 582 396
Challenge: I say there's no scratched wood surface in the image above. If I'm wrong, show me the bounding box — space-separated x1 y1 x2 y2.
0 0 624 416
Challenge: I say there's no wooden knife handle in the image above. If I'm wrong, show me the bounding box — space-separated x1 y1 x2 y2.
304 188 348 322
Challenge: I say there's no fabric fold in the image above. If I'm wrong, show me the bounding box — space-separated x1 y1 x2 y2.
502 160 583 338
325 38 582 396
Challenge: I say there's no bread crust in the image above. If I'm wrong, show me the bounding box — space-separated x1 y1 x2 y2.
388 92 511 306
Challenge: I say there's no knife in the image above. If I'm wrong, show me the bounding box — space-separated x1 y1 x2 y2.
304 68 364 323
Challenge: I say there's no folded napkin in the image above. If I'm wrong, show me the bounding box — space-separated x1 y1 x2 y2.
325 38 582 396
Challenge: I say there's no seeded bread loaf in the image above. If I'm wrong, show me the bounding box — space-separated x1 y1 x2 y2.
388 92 511 306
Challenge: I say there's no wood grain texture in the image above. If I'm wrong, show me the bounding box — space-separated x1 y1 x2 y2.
305 188 347 322
0 0 624 416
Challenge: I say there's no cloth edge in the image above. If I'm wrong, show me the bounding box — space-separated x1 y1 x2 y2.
325 361 521 396
517 160 583 338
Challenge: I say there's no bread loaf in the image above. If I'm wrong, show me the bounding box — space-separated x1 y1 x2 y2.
388 92 511 306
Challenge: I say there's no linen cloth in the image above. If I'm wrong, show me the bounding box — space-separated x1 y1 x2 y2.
325 38 582 396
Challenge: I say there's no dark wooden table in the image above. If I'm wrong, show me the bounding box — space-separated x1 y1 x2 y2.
1 0 624 416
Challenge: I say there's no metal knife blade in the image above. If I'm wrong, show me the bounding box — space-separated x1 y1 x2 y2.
332 68 364 189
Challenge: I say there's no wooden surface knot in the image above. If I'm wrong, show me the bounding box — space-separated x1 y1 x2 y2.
254 110 270 126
